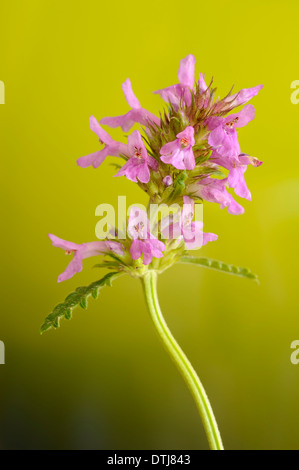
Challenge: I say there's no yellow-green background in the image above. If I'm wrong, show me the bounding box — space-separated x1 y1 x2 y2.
0 0 298 450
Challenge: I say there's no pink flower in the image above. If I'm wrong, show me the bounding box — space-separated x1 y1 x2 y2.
77 116 128 169
181 196 218 249
210 151 263 201
214 84 263 114
190 177 245 215
115 130 158 183
128 207 165 265
208 104 255 158
223 84 263 109
49 234 123 282
100 79 160 132
160 126 195 170
238 153 263 168
163 196 218 250
154 54 196 107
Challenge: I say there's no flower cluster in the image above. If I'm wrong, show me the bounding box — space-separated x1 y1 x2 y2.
50 54 262 281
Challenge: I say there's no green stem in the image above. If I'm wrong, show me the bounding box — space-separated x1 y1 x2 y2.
141 271 224 451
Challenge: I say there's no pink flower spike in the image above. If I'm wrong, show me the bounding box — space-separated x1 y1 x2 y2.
154 54 196 107
100 79 160 132
49 234 123 282
128 207 165 265
160 126 195 170
115 130 158 183
77 116 128 169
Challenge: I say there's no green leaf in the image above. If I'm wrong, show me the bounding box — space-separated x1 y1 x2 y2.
180 256 259 282
105 252 127 266
41 272 123 334
93 262 121 269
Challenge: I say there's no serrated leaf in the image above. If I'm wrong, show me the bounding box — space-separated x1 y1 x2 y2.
41 272 123 334
65 309 72 320
91 289 99 299
180 256 259 282
79 297 88 310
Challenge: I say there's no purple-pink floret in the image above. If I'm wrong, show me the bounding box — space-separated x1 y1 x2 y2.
77 116 127 169
128 208 165 265
208 105 255 158
100 79 160 132
162 196 218 250
49 234 123 282
115 130 158 183
154 54 196 107
190 177 245 215
160 126 195 170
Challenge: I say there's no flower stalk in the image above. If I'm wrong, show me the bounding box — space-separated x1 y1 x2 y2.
141 270 224 451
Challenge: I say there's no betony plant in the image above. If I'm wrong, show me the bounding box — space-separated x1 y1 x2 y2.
42 55 263 450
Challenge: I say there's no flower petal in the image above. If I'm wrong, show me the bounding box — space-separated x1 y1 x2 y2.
48 234 79 252
178 54 196 89
77 149 109 169
183 148 196 170
160 140 179 155
57 253 83 283
208 125 225 148
128 129 147 157
89 116 114 145
235 104 255 127
228 167 251 201
122 78 141 109
130 239 143 260
137 162 150 184
198 73 208 93
100 111 136 133
238 154 263 167
229 84 263 107
115 158 138 182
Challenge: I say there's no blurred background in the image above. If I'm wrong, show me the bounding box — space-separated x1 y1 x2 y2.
0 0 298 450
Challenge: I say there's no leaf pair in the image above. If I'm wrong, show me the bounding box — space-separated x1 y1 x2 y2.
41 257 258 333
